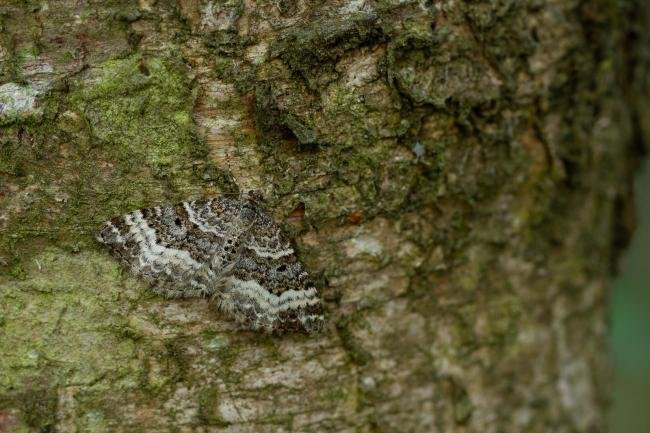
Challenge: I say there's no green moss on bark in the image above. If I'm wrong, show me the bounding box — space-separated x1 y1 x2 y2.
0 52 207 274
69 54 203 173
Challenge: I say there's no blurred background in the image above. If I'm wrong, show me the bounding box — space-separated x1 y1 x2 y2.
609 161 650 433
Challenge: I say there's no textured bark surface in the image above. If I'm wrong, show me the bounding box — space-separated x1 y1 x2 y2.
0 1 648 432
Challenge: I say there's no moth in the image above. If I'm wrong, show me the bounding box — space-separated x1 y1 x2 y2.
96 197 324 334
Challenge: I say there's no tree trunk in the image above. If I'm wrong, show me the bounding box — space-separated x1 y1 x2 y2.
0 1 648 432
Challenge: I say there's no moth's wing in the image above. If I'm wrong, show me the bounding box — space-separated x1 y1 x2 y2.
96 199 241 298
213 202 325 334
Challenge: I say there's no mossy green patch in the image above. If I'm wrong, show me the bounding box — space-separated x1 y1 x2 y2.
0 52 207 275
69 54 205 173
0 249 143 392
79 410 109 433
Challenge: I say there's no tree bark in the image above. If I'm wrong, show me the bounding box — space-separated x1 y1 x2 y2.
0 1 648 432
